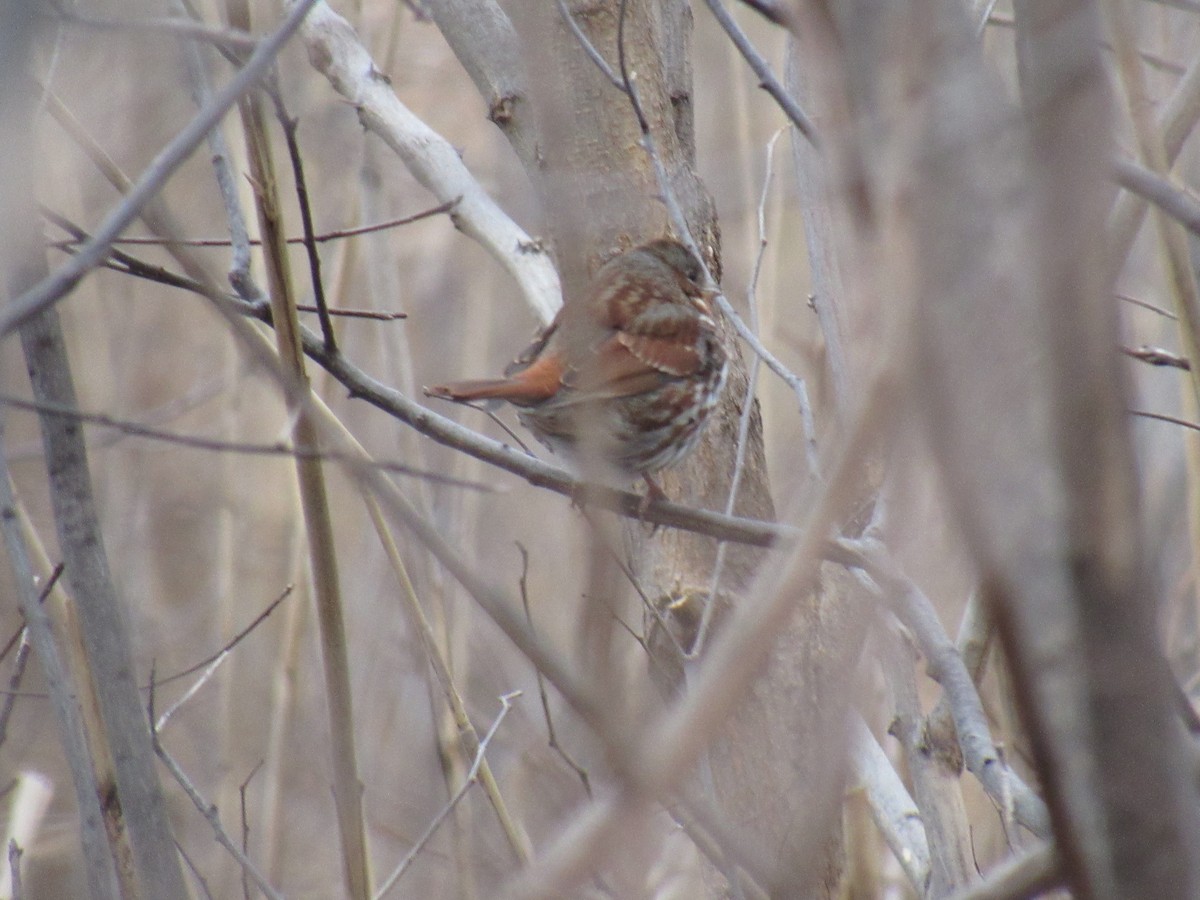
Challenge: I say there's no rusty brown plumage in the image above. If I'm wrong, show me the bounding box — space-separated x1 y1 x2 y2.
426 238 728 484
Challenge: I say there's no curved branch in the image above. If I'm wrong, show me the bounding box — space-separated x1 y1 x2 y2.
831 537 1053 839
292 0 562 325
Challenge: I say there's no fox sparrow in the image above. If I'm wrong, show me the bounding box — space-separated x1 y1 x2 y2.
425 238 728 491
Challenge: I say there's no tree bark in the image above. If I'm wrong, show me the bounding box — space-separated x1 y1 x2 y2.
502 2 846 894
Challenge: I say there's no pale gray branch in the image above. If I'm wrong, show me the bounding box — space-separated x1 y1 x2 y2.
832 538 1052 839
152 735 285 900
291 0 561 325
849 715 932 893
0 430 117 900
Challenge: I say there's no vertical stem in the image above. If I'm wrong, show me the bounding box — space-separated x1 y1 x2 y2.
224 2 370 895
0 6 186 897
0 432 117 900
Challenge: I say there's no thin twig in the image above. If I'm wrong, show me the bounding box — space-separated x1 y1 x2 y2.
0 393 494 491
47 206 409 320
295 304 406 321
0 564 63 666
555 0 627 91
576 506 688 668
830 537 1052 838
43 4 260 53
374 691 522 899
150 683 285 900
1108 42 1200 281
0 0 322 337
1117 292 1177 319
102 199 458 247
517 543 592 798
1122 344 1191 369
1106 3 1200 424
946 842 1061 900
239 761 264 900
1131 408 1200 431
0 635 31 751
176 839 216 900
266 77 337 350
702 0 819 144
153 584 293 689
155 654 231 733
364 498 532 864
735 0 798 29
293 0 561 325
693 130 782 658
452 399 535 455
0 585 293 702
613 0 820 471
73 590 286 741
169 0 256 292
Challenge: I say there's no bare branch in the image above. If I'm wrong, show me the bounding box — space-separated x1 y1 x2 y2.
1113 157 1200 237
695 130 788 655
555 0 627 91
0 0 322 337
1108 39 1200 279
290 0 562 325
831 538 1052 838
366 502 532 864
701 0 819 144
0 392 495 490
225 15 370 890
152 724 285 900
375 691 522 898
1121 344 1191 369
0 427 118 899
101 199 458 248
44 5 260 54
884 627 973 894
39 194 791 545
848 715 932 893
424 0 537 163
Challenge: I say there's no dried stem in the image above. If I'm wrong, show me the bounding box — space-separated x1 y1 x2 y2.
225 1 371 891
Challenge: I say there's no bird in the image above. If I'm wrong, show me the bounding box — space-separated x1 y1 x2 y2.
425 237 728 499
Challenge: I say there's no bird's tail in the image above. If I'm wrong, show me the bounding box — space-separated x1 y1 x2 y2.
424 378 525 402
426 353 563 405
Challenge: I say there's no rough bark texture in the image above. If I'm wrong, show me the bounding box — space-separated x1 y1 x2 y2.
506 2 844 894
